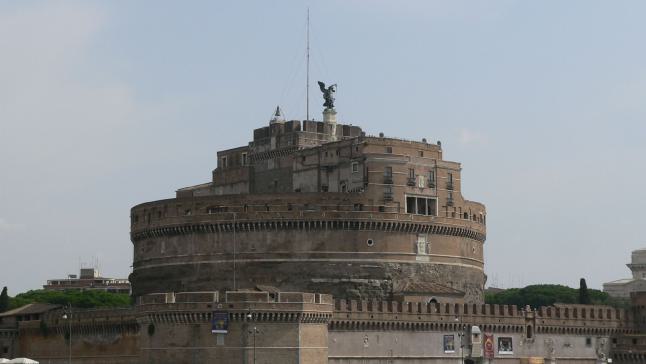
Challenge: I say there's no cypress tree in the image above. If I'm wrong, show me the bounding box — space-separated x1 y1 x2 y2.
579 278 591 304
0 286 9 312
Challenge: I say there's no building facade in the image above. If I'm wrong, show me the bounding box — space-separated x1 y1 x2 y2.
43 268 130 294
603 249 646 300
129 111 486 304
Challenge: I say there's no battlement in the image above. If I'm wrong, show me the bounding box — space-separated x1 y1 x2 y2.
331 299 637 335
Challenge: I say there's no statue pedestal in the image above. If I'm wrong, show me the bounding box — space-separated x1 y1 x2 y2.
323 108 337 141
323 108 337 124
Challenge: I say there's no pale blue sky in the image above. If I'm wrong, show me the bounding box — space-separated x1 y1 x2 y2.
1 1 646 293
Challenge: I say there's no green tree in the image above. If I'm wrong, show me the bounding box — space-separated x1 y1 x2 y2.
0 286 9 312
486 284 612 308
9 289 131 309
579 278 591 304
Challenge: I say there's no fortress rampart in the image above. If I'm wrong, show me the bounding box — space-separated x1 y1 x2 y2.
4 291 644 363
129 193 486 302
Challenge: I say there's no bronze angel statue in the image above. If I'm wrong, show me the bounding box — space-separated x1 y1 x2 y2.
318 81 337 109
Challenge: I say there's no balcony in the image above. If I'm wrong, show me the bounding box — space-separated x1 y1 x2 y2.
383 176 393 184
428 181 436 188
407 177 416 186
446 199 454 206
446 182 454 190
384 192 393 201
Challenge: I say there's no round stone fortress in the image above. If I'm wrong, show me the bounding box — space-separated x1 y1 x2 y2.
129 109 487 303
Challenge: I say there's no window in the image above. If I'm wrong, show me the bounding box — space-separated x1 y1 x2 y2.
384 167 393 184
498 337 513 354
443 335 455 353
448 172 453 183
409 168 415 178
366 239 375 247
241 153 247 166
429 170 435 182
352 162 359 173
417 198 427 215
378 206 385 212
418 150 424 157
406 196 416 214
385 146 393 154
221 156 228 168
406 196 437 216
586 337 592 347
353 203 363 211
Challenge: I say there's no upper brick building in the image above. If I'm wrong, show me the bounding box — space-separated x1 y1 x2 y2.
129 109 487 303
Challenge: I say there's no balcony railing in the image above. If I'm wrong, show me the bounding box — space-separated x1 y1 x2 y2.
383 176 393 184
428 181 436 188
446 182 454 190
446 199 454 206
384 192 393 201
407 177 416 186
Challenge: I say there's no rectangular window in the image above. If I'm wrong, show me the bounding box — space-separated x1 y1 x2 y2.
406 196 416 214
405 196 437 216
586 337 592 347
429 170 435 182
241 153 247 166
418 150 424 157
352 162 359 173
384 167 392 177
443 335 455 353
448 172 453 183
385 146 393 154
498 337 513 354
417 198 427 215
428 198 437 216
221 156 228 168
409 168 415 178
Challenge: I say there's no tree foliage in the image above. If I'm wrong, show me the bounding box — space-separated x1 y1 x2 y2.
485 284 617 309
579 278 591 304
8 289 131 310
0 286 9 312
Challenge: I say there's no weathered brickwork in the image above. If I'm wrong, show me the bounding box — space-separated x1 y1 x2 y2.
130 115 487 303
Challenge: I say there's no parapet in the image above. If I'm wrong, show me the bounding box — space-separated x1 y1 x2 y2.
331 299 637 335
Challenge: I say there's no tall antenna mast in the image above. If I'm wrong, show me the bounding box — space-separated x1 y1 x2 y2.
306 8 310 121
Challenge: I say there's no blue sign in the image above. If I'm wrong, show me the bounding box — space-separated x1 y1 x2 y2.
212 311 229 334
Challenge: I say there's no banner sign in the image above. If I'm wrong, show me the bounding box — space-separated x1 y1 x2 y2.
484 333 494 359
211 311 229 334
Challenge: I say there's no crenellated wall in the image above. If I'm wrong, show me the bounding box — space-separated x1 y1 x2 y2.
5 292 644 364
13 308 140 364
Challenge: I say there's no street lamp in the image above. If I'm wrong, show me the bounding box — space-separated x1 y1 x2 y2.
62 304 72 364
246 312 261 364
455 316 465 364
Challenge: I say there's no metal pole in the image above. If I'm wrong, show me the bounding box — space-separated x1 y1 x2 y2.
306 8 310 121
68 304 72 364
253 326 257 364
233 212 238 291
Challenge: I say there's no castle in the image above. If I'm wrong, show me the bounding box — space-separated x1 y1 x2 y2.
1 104 645 363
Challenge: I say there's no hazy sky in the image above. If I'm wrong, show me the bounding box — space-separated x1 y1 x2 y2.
2 1 646 294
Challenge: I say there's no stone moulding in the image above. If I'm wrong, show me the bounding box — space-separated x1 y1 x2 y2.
131 219 486 243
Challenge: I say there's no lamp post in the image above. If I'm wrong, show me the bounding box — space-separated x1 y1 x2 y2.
455 315 465 364
246 312 260 364
62 304 72 364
